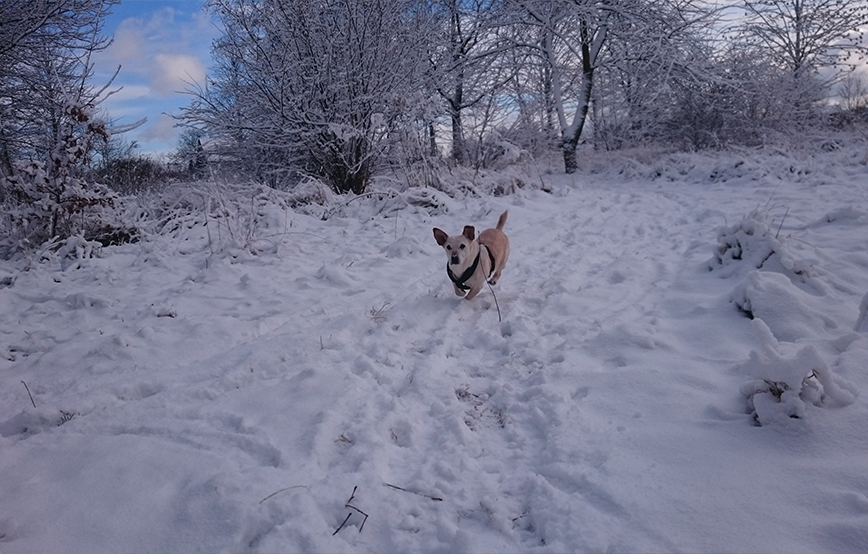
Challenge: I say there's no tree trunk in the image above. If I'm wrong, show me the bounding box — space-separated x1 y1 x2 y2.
449 68 465 165
428 123 438 157
451 107 465 165
562 139 578 174
561 23 596 174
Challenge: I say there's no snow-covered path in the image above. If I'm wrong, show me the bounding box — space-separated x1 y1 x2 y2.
2 150 868 553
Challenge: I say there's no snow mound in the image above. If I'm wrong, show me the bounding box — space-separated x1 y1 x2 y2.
856 292 868 333
0 407 76 439
733 271 838 342
709 211 810 280
740 331 857 426
712 206 862 424
822 206 868 224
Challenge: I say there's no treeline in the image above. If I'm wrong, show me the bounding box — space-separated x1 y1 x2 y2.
1 1 868 255
181 0 868 191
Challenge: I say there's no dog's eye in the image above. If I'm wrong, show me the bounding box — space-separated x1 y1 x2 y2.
446 245 451 250
460 244 465 249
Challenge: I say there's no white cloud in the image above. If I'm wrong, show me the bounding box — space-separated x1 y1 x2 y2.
95 7 213 96
106 84 152 103
91 4 216 153
106 20 146 65
142 113 180 144
153 54 206 93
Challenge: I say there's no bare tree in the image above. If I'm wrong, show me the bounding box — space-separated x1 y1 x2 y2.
427 0 520 165
507 0 716 172
182 0 433 194
741 0 868 76
839 71 868 111
0 0 145 254
0 0 120 175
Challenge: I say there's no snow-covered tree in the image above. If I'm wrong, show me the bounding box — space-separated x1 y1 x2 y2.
427 0 520 165
506 0 715 172
590 2 721 150
170 128 208 178
183 0 433 194
0 0 119 175
741 0 868 77
0 0 143 255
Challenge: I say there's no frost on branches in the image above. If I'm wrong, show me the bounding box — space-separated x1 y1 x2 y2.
1 99 128 259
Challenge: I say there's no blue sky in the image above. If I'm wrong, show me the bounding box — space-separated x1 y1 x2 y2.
93 0 217 156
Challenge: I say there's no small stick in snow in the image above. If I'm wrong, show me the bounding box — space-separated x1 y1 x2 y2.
333 486 369 535
384 483 443 502
258 485 308 504
21 380 36 408
333 513 352 536
775 207 789 239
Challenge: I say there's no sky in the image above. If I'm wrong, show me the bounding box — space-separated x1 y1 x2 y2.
93 0 216 157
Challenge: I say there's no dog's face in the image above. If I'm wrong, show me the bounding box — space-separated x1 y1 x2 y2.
433 226 476 267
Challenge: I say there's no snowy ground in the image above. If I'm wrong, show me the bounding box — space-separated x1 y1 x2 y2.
2 146 868 553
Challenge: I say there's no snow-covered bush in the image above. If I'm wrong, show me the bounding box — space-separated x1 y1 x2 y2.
0 101 135 258
182 0 430 195
741 332 857 426
134 180 301 257
709 210 811 280
711 200 863 425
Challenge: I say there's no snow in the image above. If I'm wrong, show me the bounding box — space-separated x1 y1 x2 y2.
2 147 868 553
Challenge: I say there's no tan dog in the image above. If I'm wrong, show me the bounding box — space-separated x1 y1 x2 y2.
433 211 509 300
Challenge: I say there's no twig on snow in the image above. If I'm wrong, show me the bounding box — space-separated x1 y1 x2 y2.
333 513 353 536
775 207 789 239
384 483 443 502
21 380 36 408
333 486 369 535
259 485 308 504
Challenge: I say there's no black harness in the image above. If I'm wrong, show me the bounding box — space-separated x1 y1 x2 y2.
447 245 496 291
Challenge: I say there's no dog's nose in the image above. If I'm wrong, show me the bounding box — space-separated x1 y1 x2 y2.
451 256 460 265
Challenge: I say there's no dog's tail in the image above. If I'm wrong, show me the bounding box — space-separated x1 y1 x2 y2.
496 210 508 231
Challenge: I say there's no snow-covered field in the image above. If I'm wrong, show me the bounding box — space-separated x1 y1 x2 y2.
2 146 868 553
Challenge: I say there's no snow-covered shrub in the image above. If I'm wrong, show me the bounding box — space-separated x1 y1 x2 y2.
731 271 839 342
465 133 533 171
137 181 298 256
284 176 335 212
741 337 857 426
0 101 135 258
434 165 538 198
709 210 811 279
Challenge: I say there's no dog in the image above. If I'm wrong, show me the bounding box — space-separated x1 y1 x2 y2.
433 211 509 301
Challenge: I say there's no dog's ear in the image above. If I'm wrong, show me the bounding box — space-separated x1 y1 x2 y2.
433 228 448 246
462 226 475 241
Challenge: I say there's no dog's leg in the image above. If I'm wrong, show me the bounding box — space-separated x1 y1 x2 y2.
453 284 466 297
489 264 505 285
490 250 508 285
465 285 482 301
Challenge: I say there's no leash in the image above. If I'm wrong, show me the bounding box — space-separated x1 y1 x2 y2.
479 244 502 321
487 281 502 322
